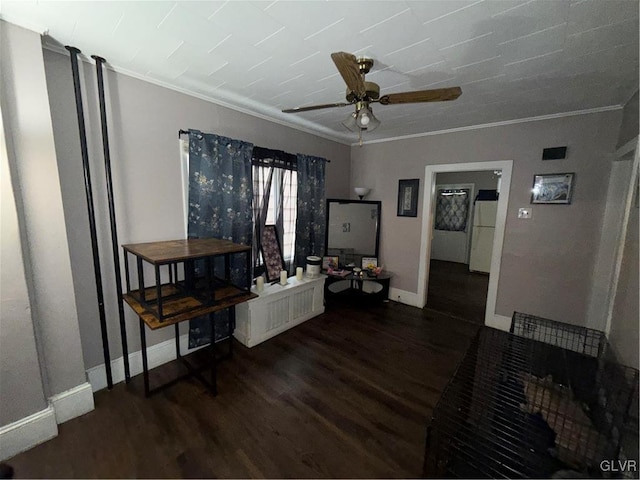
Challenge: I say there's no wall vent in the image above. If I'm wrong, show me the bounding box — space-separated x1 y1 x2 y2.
542 146 567 160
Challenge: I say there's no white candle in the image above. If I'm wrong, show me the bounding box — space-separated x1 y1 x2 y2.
296 267 303 280
280 270 288 285
256 276 264 292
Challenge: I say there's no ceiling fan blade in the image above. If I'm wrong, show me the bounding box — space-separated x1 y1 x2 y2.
282 102 350 113
377 86 462 105
331 51 366 97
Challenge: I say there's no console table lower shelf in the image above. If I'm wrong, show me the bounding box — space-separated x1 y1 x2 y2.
234 275 326 348
123 286 257 397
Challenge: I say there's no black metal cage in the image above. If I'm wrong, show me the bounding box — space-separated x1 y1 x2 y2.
423 313 639 479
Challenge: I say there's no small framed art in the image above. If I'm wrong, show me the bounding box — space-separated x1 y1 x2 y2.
361 257 377 270
322 256 339 271
397 179 419 217
531 173 575 204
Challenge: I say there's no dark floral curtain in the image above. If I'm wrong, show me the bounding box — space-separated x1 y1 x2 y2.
435 188 470 232
187 129 253 348
294 153 327 267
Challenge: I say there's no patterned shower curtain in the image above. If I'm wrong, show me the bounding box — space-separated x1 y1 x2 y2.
435 188 470 231
294 153 327 267
187 129 253 348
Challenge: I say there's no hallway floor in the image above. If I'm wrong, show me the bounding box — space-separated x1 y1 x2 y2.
426 259 489 324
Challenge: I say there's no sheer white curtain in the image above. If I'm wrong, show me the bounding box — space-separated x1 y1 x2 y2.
179 137 189 237
252 164 297 272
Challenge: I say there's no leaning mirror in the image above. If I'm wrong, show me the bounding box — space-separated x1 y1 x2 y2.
325 199 381 267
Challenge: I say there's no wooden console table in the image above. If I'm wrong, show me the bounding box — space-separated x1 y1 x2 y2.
122 238 257 396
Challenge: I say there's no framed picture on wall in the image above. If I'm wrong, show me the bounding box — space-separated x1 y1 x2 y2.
531 173 575 204
397 179 419 217
260 225 286 282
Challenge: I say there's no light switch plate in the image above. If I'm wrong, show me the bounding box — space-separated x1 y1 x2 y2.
518 208 532 219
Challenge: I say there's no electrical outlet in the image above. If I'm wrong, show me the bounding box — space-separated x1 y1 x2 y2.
518 207 532 219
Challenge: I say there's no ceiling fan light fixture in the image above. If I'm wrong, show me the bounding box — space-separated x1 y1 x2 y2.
342 103 381 137
359 111 370 126
341 112 359 132
357 106 380 132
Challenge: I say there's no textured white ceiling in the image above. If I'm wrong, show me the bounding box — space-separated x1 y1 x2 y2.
1 0 638 145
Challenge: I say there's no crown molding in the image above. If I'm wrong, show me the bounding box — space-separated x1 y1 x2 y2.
0 14 48 35
353 105 624 146
40 43 624 149
42 43 353 146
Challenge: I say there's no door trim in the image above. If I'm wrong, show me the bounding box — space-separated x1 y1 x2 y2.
604 137 639 335
417 161 513 327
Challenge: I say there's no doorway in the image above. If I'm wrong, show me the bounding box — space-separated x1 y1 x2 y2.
427 174 499 323
417 161 513 329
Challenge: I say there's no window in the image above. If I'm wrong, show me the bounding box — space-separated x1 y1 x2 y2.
181 141 299 272
252 147 298 271
253 165 297 263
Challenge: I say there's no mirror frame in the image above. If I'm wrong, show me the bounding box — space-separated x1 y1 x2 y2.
325 199 381 263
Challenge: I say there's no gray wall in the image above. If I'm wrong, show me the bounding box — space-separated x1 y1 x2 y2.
351 111 622 327
43 49 351 370
0 21 86 425
0 104 48 426
436 170 498 192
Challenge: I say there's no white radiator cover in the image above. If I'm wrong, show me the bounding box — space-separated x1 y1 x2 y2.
234 275 326 348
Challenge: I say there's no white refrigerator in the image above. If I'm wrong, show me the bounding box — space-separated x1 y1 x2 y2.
469 200 497 273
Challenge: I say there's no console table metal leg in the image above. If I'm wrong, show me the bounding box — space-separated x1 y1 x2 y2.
245 250 251 290
139 317 150 397
137 257 145 302
155 266 163 320
175 323 181 359
210 313 217 395
224 253 231 281
229 305 235 359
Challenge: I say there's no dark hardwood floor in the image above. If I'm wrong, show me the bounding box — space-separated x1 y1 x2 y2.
426 259 489 324
7 302 479 478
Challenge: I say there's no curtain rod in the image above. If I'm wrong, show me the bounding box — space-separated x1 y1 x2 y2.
178 129 330 162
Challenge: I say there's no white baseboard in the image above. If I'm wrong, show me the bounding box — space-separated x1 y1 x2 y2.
0 406 57 461
486 314 512 331
86 332 207 392
49 382 94 424
0 381 97 461
389 287 421 307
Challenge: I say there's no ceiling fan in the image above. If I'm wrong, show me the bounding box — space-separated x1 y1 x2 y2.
282 52 462 144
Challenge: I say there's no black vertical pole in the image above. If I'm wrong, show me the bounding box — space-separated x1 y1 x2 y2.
91 55 131 382
65 46 113 389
